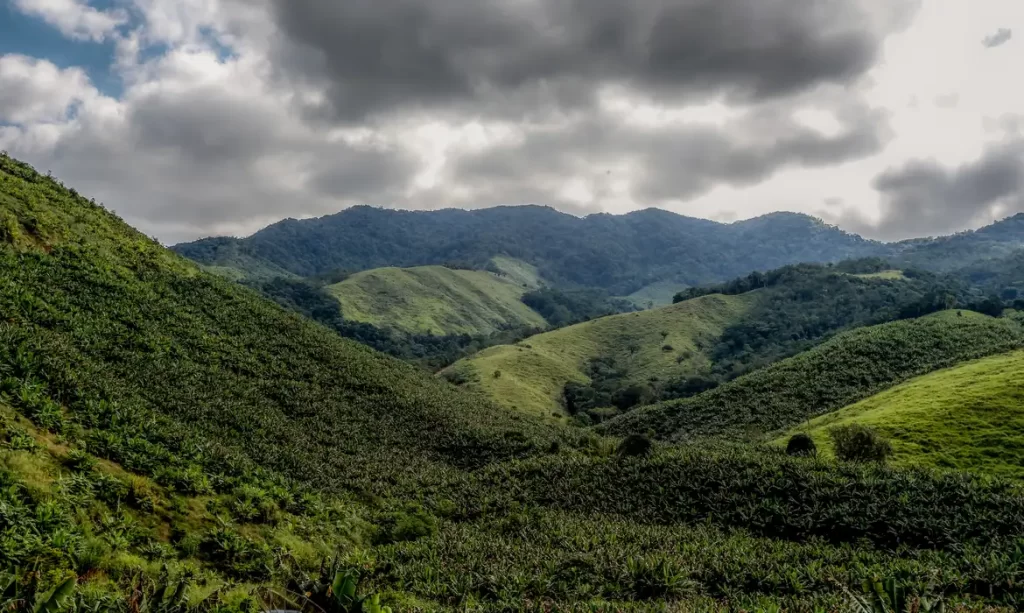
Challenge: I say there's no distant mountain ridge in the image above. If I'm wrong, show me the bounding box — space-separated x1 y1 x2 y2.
173 206 882 294
174 206 1024 294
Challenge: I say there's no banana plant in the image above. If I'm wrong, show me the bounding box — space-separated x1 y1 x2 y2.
848 577 945 613
1 571 76 613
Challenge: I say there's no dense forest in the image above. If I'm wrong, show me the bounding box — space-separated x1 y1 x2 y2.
7 154 1024 611
174 207 882 294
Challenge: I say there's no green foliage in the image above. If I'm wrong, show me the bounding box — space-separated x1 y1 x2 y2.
791 348 1024 478
603 311 1024 441
615 434 652 457
173 207 881 295
9 153 1024 611
442 293 753 418
830 425 893 463
786 433 817 457
254 275 542 370
521 287 636 327
326 265 549 336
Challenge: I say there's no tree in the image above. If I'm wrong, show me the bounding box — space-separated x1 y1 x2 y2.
829 424 892 463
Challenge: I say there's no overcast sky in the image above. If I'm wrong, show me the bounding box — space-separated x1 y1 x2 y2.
1 0 1021 244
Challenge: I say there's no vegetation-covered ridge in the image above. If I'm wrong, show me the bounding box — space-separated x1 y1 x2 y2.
440 293 755 419
601 310 1024 441
173 206 883 294
786 347 1024 479
323 265 547 336
8 153 1024 611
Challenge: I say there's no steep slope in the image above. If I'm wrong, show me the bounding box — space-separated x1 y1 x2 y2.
10 155 1024 611
602 311 1024 441
0 154 560 492
440 294 756 418
786 348 1024 479
324 265 547 336
174 206 882 294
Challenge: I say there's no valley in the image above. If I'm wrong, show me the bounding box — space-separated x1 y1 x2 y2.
5 154 1024 611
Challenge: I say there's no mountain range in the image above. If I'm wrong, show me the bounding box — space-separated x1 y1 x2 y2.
174 205 1024 295
6 153 1024 611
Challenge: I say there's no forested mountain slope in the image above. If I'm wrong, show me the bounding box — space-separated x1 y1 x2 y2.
602 311 1024 441
174 206 882 294
8 155 1024 611
323 265 547 336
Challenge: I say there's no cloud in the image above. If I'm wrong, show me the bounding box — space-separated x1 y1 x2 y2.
0 55 97 124
432 89 891 214
269 0 917 122
983 28 1013 48
0 0 922 243
11 0 128 42
840 139 1024 240
0 48 417 243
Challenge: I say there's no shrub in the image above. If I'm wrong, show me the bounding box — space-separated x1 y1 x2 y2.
617 434 653 458
829 424 893 463
786 433 817 457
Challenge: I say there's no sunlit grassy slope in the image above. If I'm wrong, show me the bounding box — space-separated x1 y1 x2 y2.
604 310 1024 441
440 293 755 418
324 265 548 335
622 280 689 308
785 348 1024 479
855 269 906 280
488 255 545 289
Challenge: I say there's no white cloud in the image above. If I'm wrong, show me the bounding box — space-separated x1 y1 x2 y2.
12 0 128 42
0 55 98 124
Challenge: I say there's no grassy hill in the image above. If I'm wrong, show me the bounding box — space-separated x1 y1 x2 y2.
602 311 1024 441
784 348 1024 479
324 265 547 336
440 294 756 418
8 154 1024 610
622 280 689 308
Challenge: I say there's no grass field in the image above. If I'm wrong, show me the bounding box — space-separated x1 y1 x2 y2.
440 293 755 418
854 269 906 280
324 265 548 335
621 280 689 308
604 310 1024 441
783 348 1024 479
488 255 545 289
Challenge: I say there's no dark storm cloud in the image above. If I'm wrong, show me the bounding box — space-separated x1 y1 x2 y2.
841 139 1024 240
269 0 915 121
983 28 1013 48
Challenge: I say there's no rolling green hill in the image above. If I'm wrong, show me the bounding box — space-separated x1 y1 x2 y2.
622 280 689 308
323 265 548 336
440 293 756 418
8 154 1024 611
784 348 1024 479
602 311 1024 441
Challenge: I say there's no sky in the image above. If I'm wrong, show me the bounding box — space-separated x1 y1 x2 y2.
0 0 1021 244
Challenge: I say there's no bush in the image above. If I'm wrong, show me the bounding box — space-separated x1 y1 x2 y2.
617 434 653 458
786 433 817 457
829 424 892 463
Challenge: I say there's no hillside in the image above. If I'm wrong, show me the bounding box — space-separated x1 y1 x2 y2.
622 280 689 308
323 265 547 336
786 348 1024 479
440 294 756 418
450 261 970 422
601 311 1024 441
173 206 882 294
9 154 1024 610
